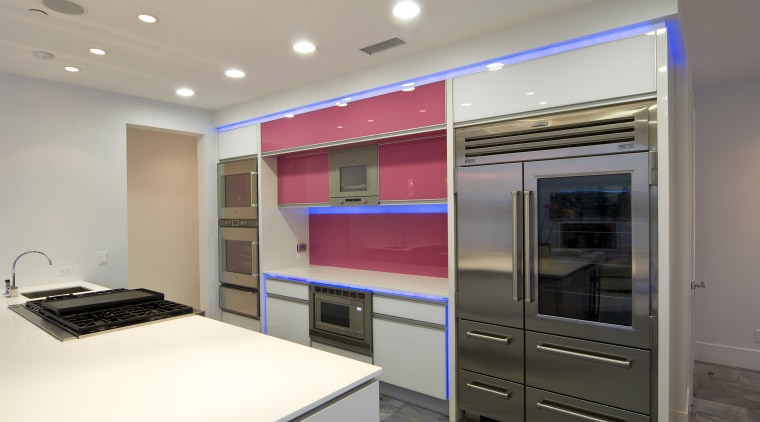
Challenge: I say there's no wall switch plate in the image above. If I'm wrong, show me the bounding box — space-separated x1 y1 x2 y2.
755 329 760 343
98 250 109 265
56 266 73 276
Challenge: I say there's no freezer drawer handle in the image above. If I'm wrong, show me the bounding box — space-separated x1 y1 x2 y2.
536 400 626 422
466 330 512 345
536 343 632 368
466 381 512 399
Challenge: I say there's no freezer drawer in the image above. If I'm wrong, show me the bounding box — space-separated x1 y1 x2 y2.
526 387 649 422
525 331 650 414
219 285 259 318
457 319 524 383
458 369 524 422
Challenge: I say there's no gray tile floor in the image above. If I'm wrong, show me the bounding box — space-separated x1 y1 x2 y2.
380 394 448 422
691 361 760 422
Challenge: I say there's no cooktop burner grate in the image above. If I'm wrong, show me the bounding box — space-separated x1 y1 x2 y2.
22 288 194 336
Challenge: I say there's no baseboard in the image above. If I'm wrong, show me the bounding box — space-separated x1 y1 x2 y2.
694 341 760 371
670 408 689 422
379 381 449 416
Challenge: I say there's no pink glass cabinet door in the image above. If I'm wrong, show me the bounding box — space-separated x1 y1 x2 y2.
277 151 329 205
378 133 447 202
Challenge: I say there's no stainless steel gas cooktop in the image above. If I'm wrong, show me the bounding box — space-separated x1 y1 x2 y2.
9 288 195 341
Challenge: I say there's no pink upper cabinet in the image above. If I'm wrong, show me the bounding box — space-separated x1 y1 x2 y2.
379 131 447 202
277 151 329 205
261 81 445 153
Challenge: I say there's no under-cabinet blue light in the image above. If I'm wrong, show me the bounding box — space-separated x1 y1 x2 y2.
308 204 448 215
216 21 663 133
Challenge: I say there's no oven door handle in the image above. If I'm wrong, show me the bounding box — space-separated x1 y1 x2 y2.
249 171 258 208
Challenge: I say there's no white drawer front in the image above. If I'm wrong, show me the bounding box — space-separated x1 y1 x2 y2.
266 277 308 300
372 295 446 325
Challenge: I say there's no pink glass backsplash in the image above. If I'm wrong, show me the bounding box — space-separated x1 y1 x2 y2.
309 213 448 278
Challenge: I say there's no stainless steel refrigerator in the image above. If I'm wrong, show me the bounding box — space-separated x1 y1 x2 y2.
455 99 657 421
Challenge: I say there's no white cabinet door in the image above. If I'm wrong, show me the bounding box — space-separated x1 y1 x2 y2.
301 380 379 422
218 124 259 160
266 296 310 346
453 33 657 123
373 316 447 400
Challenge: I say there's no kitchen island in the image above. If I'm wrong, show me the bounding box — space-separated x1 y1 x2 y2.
1 281 381 422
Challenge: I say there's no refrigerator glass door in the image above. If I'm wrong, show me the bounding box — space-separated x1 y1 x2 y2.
456 163 524 328
523 153 651 348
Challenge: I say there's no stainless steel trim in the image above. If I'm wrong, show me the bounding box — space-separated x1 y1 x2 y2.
536 400 625 422
266 293 308 305
523 190 534 303
511 190 523 301
466 381 513 399
466 330 512 344
372 313 446 331
536 343 633 368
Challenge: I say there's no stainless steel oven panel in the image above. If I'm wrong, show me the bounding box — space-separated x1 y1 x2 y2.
219 224 259 289
456 162 525 329
309 285 372 356
219 285 259 318
328 144 379 205
526 387 649 422
457 319 524 383
458 369 524 422
525 331 650 414
219 159 258 220
523 152 652 349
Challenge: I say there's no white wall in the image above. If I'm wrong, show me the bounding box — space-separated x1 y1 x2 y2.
694 77 760 371
0 71 217 314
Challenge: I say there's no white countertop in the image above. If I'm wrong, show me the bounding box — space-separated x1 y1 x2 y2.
264 265 449 301
1 281 381 422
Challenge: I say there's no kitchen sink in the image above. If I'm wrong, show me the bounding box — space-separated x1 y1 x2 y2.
21 286 91 299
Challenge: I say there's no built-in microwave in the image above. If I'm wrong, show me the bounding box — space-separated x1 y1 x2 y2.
328 145 378 205
218 158 258 220
309 284 373 355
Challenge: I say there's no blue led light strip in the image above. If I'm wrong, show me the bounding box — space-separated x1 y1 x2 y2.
308 203 447 215
216 21 663 133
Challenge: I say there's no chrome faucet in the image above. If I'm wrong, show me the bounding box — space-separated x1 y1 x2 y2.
11 250 53 290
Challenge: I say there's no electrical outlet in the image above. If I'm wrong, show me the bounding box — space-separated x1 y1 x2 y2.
755 329 760 343
56 266 73 276
98 250 109 265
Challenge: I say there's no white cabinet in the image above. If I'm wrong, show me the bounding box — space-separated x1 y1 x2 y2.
265 278 310 346
301 380 379 422
372 295 448 400
218 124 259 160
453 33 657 123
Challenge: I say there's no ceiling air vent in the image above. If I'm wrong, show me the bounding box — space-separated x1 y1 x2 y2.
359 37 407 55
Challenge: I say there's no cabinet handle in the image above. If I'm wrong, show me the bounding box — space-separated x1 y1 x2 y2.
511 191 523 302
466 381 512 399
466 330 512 345
536 343 632 368
536 400 625 422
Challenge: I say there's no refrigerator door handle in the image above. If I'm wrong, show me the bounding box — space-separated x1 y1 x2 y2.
511 190 523 301
523 190 534 302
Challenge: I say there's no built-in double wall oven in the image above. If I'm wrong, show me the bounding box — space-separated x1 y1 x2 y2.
218 158 259 319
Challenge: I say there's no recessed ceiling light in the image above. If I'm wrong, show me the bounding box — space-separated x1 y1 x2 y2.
284 113 295 118
225 69 246 78
538 101 548 105
393 1 420 19
137 13 157 23
63 66 80 72
176 88 195 97
293 41 316 54
526 91 536 96
461 103 472 107
89 48 106 55
487 63 504 71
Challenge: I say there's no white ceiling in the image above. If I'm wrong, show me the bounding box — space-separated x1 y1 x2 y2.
0 0 758 112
